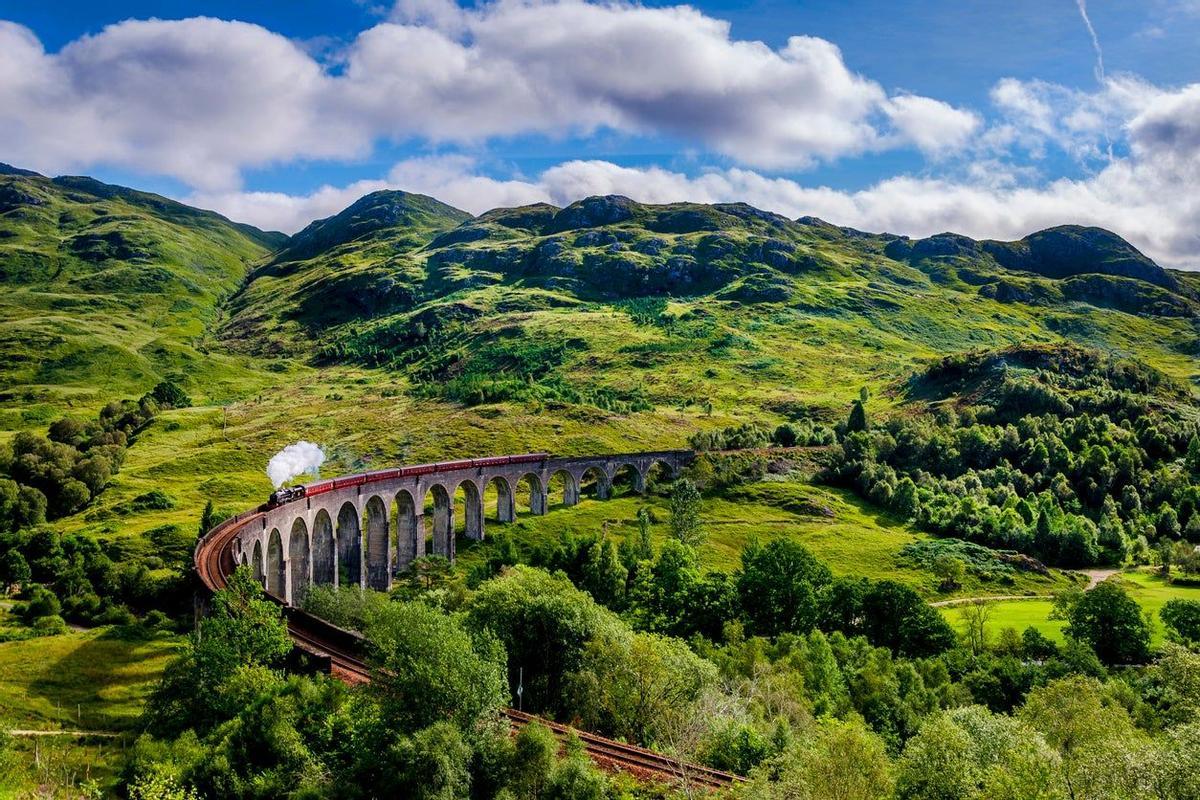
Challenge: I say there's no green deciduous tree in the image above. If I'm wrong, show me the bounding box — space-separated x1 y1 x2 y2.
367 600 507 733
737 538 832 637
144 566 292 737
466 566 623 716
1162 598 1200 646
669 479 704 548
743 718 893 800
1065 581 1150 665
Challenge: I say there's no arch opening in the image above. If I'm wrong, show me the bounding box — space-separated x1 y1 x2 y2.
312 509 334 585
289 518 310 604
548 470 579 509
484 476 514 524
611 464 644 497
252 540 264 585
515 473 546 516
580 466 610 500
645 460 674 494
266 528 285 600
336 502 362 589
455 480 483 541
364 495 390 590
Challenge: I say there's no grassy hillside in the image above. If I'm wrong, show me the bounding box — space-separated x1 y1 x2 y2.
0 166 283 430
2 176 1197 592
220 193 1200 431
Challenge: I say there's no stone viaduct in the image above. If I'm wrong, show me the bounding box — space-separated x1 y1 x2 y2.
230 451 692 606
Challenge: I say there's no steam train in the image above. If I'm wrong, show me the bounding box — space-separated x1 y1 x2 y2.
267 452 551 508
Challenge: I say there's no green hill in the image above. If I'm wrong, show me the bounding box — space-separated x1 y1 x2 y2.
0 167 284 425
218 192 1199 427
2 172 1199 582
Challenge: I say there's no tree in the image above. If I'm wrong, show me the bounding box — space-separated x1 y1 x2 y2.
1187 435 1200 474
737 538 832 637
579 537 627 608
932 554 965 592
668 479 704 548
898 706 1060 800
569 630 717 745
746 719 893 800
773 423 798 447
198 500 217 538
1065 581 1150 665
466 566 623 716
1162 599 1200 646
144 566 292 737
0 550 30 590
1021 676 1135 800
388 721 473 800
861 580 956 657
367 600 507 733
55 478 91 515
847 400 869 433
1157 502 1182 539
960 601 993 655
148 380 192 410
509 723 557 800
72 455 112 497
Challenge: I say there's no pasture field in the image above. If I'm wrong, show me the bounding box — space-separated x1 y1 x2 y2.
0 626 181 796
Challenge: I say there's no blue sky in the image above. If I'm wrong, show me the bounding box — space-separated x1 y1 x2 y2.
1 1 1198 264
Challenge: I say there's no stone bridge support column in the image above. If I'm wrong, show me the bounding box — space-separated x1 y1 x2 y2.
496 482 515 523
413 512 426 560
331 529 340 590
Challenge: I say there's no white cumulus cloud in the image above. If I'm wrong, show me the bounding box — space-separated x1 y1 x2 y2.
0 2 978 188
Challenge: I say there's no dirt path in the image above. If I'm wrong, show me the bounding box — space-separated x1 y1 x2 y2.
1082 568 1118 588
930 594 1050 608
930 569 1121 608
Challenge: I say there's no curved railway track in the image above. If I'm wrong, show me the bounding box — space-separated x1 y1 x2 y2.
194 482 742 791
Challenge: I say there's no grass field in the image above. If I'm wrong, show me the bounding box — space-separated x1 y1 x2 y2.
0 626 181 797
458 476 1075 600
941 571 1200 648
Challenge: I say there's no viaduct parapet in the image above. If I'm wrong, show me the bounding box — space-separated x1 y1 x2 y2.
221 450 692 606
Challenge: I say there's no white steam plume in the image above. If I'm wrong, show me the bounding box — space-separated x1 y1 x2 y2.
266 441 326 489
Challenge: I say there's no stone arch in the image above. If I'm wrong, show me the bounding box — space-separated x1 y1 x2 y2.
239 552 248 567
485 476 515 523
289 518 310 604
427 483 453 558
516 472 547 516
364 495 390 590
252 539 264 585
312 509 334 586
547 469 579 509
611 463 645 496
580 465 611 500
392 489 420 573
266 528 285 599
455 479 484 541
336 502 362 588
646 459 675 492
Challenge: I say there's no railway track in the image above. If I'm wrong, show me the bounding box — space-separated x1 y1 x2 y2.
195 502 743 791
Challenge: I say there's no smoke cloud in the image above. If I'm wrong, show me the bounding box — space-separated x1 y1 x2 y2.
266 441 326 489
